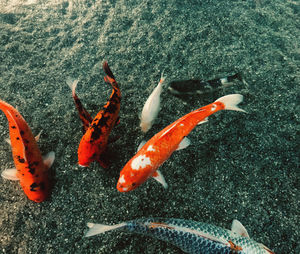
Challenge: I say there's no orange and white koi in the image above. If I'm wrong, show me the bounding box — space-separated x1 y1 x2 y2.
140 73 165 133
66 77 93 133
0 99 55 202
117 94 245 192
77 62 121 167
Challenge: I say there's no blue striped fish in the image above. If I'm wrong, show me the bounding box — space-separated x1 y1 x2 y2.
85 218 274 253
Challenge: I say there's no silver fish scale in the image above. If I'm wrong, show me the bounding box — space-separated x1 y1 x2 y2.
124 218 269 254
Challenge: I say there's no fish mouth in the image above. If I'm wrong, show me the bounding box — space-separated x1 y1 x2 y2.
116 183 132 192
78 163 89 168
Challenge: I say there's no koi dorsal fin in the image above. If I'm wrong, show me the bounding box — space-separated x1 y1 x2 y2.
231 219 250 238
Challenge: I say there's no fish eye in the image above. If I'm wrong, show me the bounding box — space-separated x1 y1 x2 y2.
132 183 136 187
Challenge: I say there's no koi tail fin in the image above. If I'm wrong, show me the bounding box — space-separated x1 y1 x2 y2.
85 222 126 237
66 77 93 131
103 61 119 90
103 61 115 80
159 71 166 85
215 94 246 113
66 77 78 97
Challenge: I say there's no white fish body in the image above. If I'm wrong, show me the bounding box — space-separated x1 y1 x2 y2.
140 74 165 133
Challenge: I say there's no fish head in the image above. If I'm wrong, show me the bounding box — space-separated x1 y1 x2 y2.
117 167 151 192
117 172 140 192
20 174 51 202
78 139 102 167
117 153 154 192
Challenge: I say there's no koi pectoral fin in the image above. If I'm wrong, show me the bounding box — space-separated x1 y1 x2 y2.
1 168 19 181
35 130 43 142
152 170 168 189
43 151 55 169
197 117 208 125
137 140 147 152
97 159 109 169
176 137 191 151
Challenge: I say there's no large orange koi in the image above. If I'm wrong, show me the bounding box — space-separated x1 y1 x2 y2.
117 94 245 192
0 99 55 202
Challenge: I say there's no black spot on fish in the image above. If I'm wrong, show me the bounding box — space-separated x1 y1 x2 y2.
74 97 83 108
28 167 35 175
105 103 117 114
30 182 39 192
99 115 110 126
24 139 29 144
20 130 25 135
32 161 39 166
17 156 25 163
16 137 20 140
91 126 103 141
11 126 16 129
110 94 121 104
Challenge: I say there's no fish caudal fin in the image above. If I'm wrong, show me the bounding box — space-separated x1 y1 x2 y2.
85 222 126 237
159 71 166 84
103 61 115 80
215 94 246 113
66 77 79 96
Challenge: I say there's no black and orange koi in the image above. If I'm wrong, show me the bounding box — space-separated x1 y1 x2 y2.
76 62 121 168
